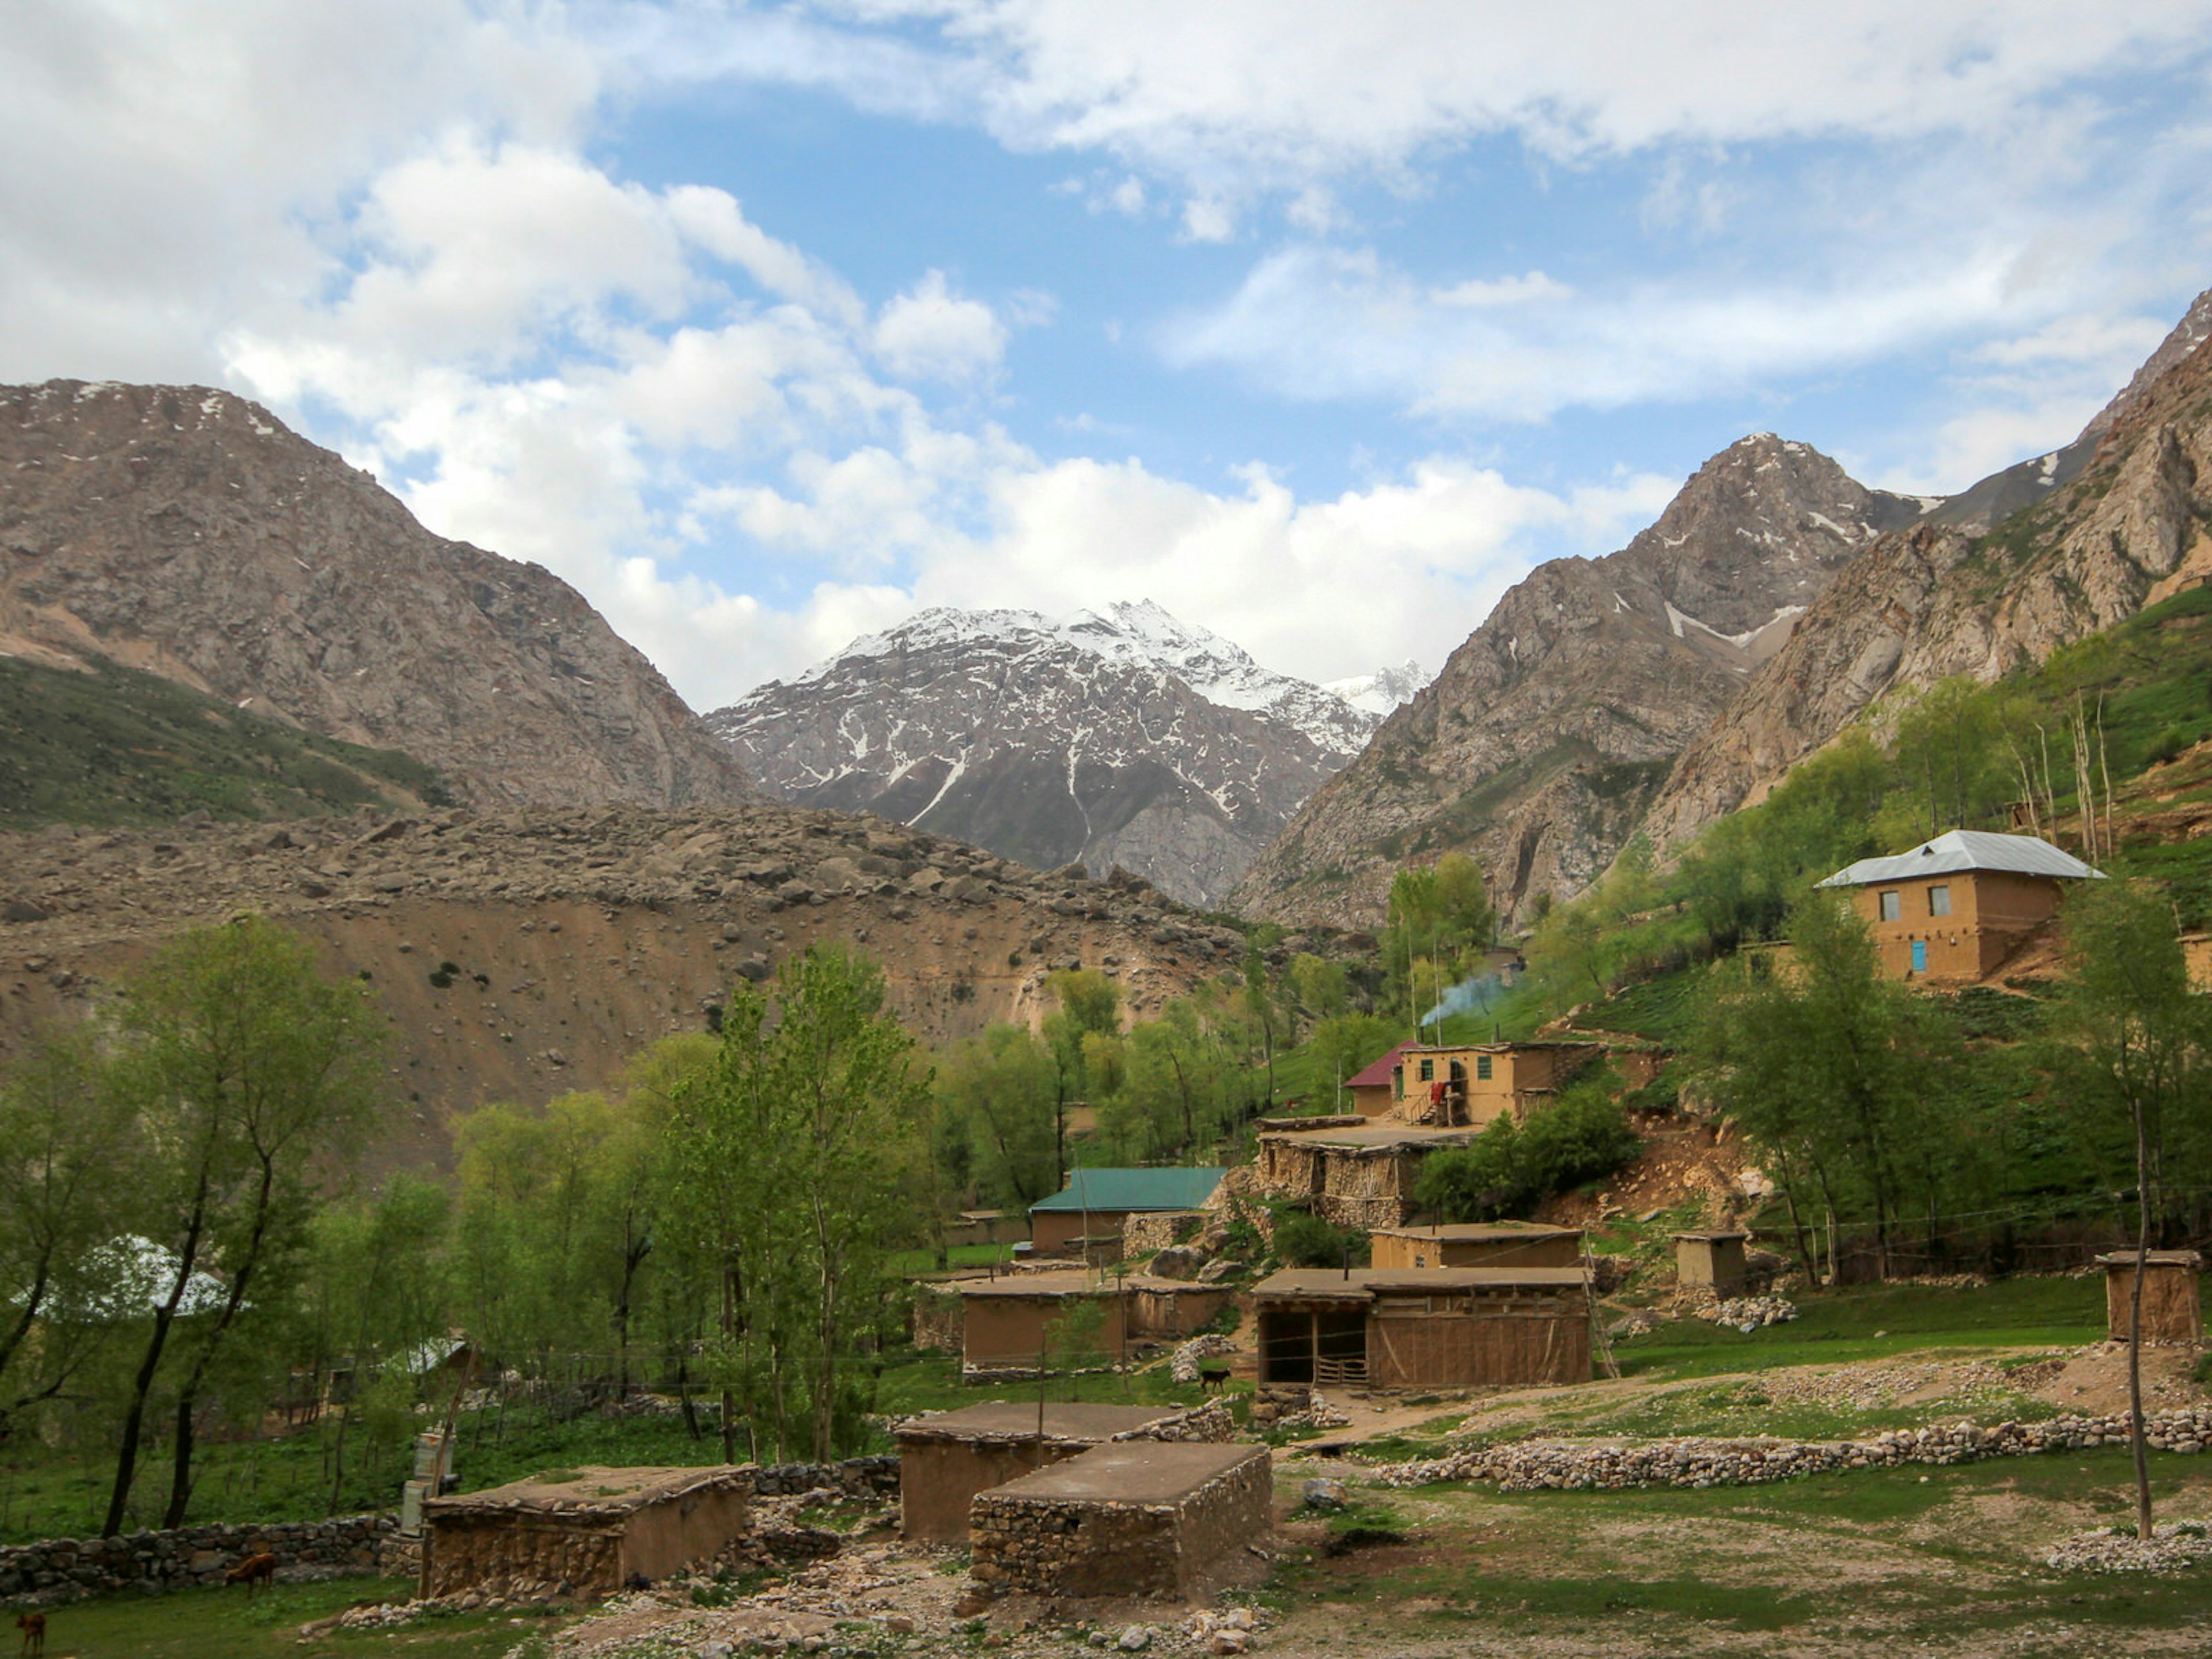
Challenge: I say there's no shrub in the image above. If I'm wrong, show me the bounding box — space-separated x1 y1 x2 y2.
1411 1086 1639 1222
1271 1209 1369 1269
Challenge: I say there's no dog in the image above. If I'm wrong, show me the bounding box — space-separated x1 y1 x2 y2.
1198 1365 1232 1394
225 1552 279 1596
16 1612 44 1658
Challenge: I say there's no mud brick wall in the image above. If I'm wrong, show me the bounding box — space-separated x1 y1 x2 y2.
968 1449 1271 1600
0 1516 393 1604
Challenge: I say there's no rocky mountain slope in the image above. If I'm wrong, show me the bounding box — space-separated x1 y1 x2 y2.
1646 287 2212 848
1230 435 1928 928
0 801 1249 1171
711 601 1410 908
0 381 751 810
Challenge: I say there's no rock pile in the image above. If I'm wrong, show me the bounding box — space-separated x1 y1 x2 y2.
1169 1334 1238 1385
1695 1295 1797 1332
2046 1519 2212 1574
1376 1407 2212 1493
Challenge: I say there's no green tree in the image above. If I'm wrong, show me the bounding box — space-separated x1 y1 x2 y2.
1304 1012 1402 1111
935 1025 1060 1207
99 915 386 1535
2046 880 2212 1542
1383 853 1495 1024
665 945 930 1461
1042 969 1122 1179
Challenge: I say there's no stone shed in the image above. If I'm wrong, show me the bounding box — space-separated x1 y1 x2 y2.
1369 1221 1584 1271
1672 1230 1750 1296
893 1402 1228 1542
1253 1267 1590 1389
2098 1249 2205 1344
969 1441 1272 1600
1254 1121 1483 1230
417 1465 750 1601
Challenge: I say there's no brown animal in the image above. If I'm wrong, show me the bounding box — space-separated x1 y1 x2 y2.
225 1552 278 1595
1198 1365 1232 1393
15 1612 43 1659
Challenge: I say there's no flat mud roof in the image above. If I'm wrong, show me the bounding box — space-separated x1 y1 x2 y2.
983 1441 1264 1506
895 1403 1184 1442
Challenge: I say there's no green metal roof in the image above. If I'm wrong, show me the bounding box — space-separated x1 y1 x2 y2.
1031 1168 1226 1214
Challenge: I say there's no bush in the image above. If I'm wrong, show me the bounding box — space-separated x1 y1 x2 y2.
1271 1209 1369 1269
1411 1086 1640 1222
2146 725 2193 767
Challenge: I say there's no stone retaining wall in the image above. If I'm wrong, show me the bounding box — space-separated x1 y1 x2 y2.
0 1515 395 1604
749 1455 901 1498
1123 1211 1207 1255
1378 1406 2212 1493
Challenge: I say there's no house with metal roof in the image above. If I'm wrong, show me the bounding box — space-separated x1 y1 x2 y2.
1029 1167 1227 1254
1816 830 2104 984
1344 1041 1415 1118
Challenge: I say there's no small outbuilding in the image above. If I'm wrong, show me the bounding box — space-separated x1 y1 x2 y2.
893 1402 1226 1543
1344 1042 1416 1118
1252 1267 1591 1389
416 1465 749 1601
1031 1168 1228 1256
960 1271 1127 1376
1672 1230 1750 1297
968 1441 1272 1600
1816 830 2104 984
1369 1221 1584 1271
2097 1249 2205 1346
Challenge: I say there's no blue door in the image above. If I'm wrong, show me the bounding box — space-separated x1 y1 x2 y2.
1910 940 1927 975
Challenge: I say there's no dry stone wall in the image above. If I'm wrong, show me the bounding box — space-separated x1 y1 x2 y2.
0 1515 393 1604
1378 1407 2212 1493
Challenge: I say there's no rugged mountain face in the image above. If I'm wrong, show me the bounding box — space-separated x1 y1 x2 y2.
710 601 1402 908
1646 289 2212 847
0 381 751 810
0 800 1247 1171
1230 436 1928 929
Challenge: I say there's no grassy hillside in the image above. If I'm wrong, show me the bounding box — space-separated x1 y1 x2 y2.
0 654 449 830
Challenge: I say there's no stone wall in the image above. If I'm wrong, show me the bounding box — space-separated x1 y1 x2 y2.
1378 1405 2212 1493
1123 1211 1206 1255
969 1448 1271 1600
911 1282 965 1352
0 1516 394 1604
749 1456 900 1498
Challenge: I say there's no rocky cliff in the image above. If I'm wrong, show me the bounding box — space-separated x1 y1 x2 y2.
1229 435 1927 928
0 801 1249 1171
0 381 751 810
1646 289 2212 847
711 601 1403 908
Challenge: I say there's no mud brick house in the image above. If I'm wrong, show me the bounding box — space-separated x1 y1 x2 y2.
1369 1220 1584 1270
968 1441 1272 1599
1672 1230 1750 1296
1344 1041 1416 1118
893 1402 1230 1542
2097 1249 2204 1344
417 1466 749 1600
1388 1040 1602 1127
1816 830 2104 984
1252 1267 1591 1389
1030 1168 1228 1255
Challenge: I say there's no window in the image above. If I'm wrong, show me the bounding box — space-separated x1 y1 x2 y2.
1419 1059 1434 1082
1476 1055 1493 1081
1878 890 1902 922
1927 884 1952 917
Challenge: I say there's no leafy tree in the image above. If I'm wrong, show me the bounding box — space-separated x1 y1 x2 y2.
1115 999 1235 1159
99 915 386 1535
1691 893 1965 1277
1382 853 1495 1020
2046 880 2212 1542
1304 1012 1403 1111
1042 969 1123 1179
1412 1086 1638 1221
664 945 930 1460
935 1024 1060 1208
0 1030 146 1435
1270 1210 1368 1269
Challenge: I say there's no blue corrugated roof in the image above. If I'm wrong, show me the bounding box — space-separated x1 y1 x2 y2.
1031 1168 1226 1214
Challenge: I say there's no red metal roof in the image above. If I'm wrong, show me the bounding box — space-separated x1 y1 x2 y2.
1344 1041 1415 1090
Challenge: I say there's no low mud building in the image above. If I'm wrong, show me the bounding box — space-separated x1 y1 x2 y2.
1031 1168 1228 1256
1672 1230 1750 1296
1254 1119 1480 1230
416 1465 750 1601
2098 1249 2204 1344
958 1271 1226 1376
1369 1221 1584 1270
1253 1266 1591 1389
1387 1041 1603 1127
969 1441 1271 1600
893 1402 1230 1542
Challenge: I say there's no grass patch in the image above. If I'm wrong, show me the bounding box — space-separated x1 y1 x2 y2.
16 1577 554 1659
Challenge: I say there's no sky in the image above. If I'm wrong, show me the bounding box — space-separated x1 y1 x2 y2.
6 3 2212 711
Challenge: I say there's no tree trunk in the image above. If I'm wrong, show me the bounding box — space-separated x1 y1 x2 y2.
162 1394 199 1530
103 1202 207 1537
2128 1105 2156 1544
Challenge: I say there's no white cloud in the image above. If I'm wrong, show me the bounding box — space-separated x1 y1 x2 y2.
872 271 1009 382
